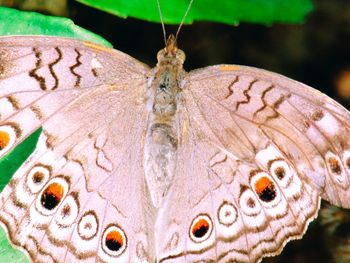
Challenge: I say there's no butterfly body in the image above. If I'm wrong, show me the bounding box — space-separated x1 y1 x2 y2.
0 35 350 262
144 35 185 207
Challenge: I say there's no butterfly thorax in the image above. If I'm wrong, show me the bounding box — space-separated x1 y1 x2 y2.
144 35 185 207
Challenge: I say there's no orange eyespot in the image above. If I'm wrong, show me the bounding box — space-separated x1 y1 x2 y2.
189 214 212 243
102 225 127 257
192 218 209 238
106 230 124 251
346 157 350 169
255 176 272 194
254 176 276 202
0 130 10 150
41 182 64 210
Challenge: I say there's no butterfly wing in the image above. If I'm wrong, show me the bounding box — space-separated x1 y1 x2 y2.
155 64 350 262
0 36 154 262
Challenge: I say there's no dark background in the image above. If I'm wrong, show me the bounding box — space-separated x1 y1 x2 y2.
69 0 350 108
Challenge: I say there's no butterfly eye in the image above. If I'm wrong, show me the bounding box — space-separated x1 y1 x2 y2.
254 176 276 202
102 225 127 257
0 124 20 153
189 214 213 243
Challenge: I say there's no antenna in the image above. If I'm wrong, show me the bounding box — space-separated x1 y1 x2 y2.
157 0 167 46
157 0 194 44
175 0 194 41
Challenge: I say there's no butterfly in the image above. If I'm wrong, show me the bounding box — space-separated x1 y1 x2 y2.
1 3 350 263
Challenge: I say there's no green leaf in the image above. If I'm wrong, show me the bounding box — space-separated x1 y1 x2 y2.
0 7 112 262
0 228 28 263
76 0 314 25
0 6 112 47
0 129 42 192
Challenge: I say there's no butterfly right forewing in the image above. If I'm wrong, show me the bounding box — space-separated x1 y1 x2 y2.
188 64 350 208
154 63 350 262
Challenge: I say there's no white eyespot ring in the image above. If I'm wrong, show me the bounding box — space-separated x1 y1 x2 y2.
217 201 238 227
239 188 262 216
78 210 99 240
54 193 79 228
26 165 51 194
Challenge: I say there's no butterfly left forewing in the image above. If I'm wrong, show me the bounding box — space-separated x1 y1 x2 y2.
0 36 155 262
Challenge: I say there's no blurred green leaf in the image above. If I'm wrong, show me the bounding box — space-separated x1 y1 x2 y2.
0 129 42 191
77 0 314 25
0 6 111 47
0 224 29 263
0 228 28 263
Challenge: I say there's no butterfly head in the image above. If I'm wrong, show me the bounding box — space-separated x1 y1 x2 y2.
157 34 186 67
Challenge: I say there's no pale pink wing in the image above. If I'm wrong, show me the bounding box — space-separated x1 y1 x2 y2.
0 36 154 263
155 64 350 262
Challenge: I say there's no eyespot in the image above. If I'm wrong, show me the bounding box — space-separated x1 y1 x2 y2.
239 187 265 227
326 152 347 184
327 156 342 174
343 150 350 170
253 175 276 202
0 124 20 153
311 109 324 121
0 130 10 150
54 193 79 228
274 166 286 179
102 225 127 257
217 201 237 227
78 211 99 240
26 165 51 194
41 182 64 210
189 214 213 243
239 187 262 216
269 159 295 190
36 177 69 215
249 172 283 209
